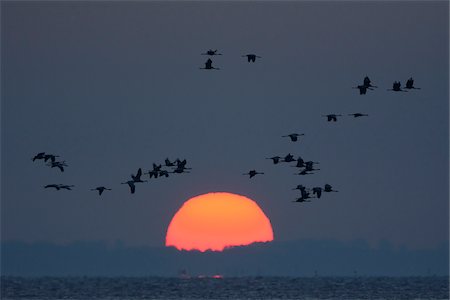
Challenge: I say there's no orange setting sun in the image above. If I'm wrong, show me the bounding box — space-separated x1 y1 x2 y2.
165 192 274 252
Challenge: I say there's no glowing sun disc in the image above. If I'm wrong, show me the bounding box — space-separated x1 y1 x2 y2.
165 192 274 252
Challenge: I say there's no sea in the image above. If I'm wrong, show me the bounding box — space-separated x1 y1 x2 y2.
1 276 449 299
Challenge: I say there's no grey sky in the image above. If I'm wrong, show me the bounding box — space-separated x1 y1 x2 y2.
2 1 448 250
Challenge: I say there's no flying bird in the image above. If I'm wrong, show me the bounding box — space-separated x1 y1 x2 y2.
44 184 61 190
322 114 342 122
266 156 281 164
201 49 222 56
363 76 377 88
47 161 67 172
131 168 147 183
282 133 305 142
295 169 314 176
91 186 112 195
242 54 261 62
283 153 295 163
243 170 264 178
353 85 373 95
32 152 46 161
388 81 407 92
348 113 368 118
165 158 176 167
324 184 338 193
312 187 323 199
200 58 220 70
404 77 421 90
121 181 136 194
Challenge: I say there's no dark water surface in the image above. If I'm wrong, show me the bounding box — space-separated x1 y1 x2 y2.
1 276 449 299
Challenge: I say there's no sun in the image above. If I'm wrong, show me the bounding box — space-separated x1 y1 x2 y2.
165 192 274 252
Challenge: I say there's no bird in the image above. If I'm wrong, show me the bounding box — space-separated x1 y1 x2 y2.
348 113 368 118
266 156 281 164
242 54 261 62
171 166 190 174
388 81 407 92
91 186 112 195
282 153 295 163
404 77 421 90
47 161 67 172
312 187 323 199
44 184 61 190
131 168 147 183
292 184 308 192
32 152 46 161
201 49 222 56
165 158 176 167
44 154 59 163
363 76 377 88
200 58 220 70
294 189 314 202
59 184 74 190
145 164 162 179
121 181 136 194
324 184 338 192
294 157 305 168
243 170 264 178
282 133 305 142
322 114 342 122
295 169 314 176
304 161 320 172
353 85 373 95
159 170 170 177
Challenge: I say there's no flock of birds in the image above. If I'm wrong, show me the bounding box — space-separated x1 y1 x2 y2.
33 48 420 205
33 153 191 195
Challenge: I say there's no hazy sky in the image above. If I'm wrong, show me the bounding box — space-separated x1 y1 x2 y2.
2 1 448 250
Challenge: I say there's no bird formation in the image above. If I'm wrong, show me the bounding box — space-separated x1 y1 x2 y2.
33 48 420 207
199 49 262 70
33 153 190 196
353 76 420 95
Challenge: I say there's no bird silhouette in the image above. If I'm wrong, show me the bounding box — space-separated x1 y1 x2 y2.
200 58 220 70
322 114 342 122
353 85 373 95
363 76 377 88
131 168 147 183
388 81 407 92
283 153 295 163
295 169 314 176
243 170 264 178
304 161 320 172
266 156 281 164
294 157 305 168
159 170 170 177
293 184 308 192
324 184 338 192
165 158 176 167
404 77 421 90
47 161 67 172
91 186 112 195
121 181 136 194
44 184 61 190
348 113 369 118
171 166 190 174
201 49 222 56
32 152 46 161
242 54 261 62
312 187 323 198
282 133 305 142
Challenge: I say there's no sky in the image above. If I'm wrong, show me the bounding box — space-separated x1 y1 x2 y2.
2 1 448 253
